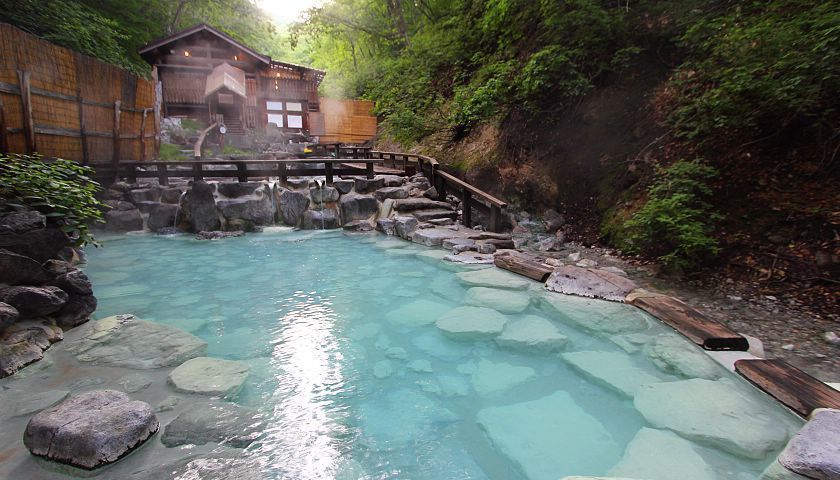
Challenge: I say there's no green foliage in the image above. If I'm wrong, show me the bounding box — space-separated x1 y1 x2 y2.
0 154 105 247
159 143 186 161
667 1 840 148
615 159 722 270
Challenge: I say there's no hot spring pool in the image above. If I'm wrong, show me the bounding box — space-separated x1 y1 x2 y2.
0 230 801 479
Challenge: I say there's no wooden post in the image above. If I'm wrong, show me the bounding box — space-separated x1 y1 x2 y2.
462 188 472 228
333 143 340 159
236 162 247 182
489 205 500 233
325 161 334 184
279 161 288 187
76 88 88 164
0 96 7 154
112 100 121 182
157 163 169 186
139 108 148 162
126 164 137 184
437 174 447 199
17 70 35 154
365 161 374 179
152 66 162 160
192 162 203 181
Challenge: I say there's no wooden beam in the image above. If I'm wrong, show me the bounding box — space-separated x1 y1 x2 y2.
735 359 840 417
76 88 88 164
494 253 553 282
112 100 121 182
17 70 35 154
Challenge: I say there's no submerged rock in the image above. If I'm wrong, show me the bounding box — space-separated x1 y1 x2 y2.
644 334 724 380
562 351 665 398
388 299 454 327
538 292 649 335
471 358 537 395
456 268 531 290
464 287 531 314
477 391 622 480
608 428 717 480
125 452 262 480
633 378 792 459
195 230 244 240
168 357 250 397
435 306 507 340
68 314 207 369
23 390 158 469
495 315 569 353
161 401 263 448
3 389 69 417
357 388 457 449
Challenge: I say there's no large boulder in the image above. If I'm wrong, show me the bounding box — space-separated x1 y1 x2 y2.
0 286 68 317
104 209 143 232
54 294 97 328
168 357 249 397
128 186 162 204
411 228 455 247
217 194 275 226
49 270 92 295
0 225 69 263
777 409 840 479
161 401 263 448
334 179 354 194
67 314 207 369
545 266 637 302
274 187 310 227
353 177 385 193
23 390 159 469
374 187 409 201
217 182 263 198
394 216 419 240
182 181 220 232
147 203 180 232
0 248 52 285
0 210 46 233
302 208 340 230
339 194 378 224
0 302 19 331
310 185 340 203
160 187 184 204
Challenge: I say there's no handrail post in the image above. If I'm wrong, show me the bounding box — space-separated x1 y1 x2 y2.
126 164 137 184
462 188 472 228
192 162 203 182
280 161 288 187
325 161 334 184
365 161 374 179
236 162 247 182
158 163 169 186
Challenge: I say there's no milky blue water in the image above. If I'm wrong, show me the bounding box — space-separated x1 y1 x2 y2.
80 230 798 480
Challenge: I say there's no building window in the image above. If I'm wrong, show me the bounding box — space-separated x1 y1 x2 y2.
286 102 303 112
267 113 284 128
266 101 284 110
287 115 303 128
265 100 305 130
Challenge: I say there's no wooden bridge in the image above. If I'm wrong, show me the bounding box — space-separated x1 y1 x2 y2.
106 144 508 232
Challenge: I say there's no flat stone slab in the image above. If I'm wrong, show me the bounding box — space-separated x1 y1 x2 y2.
412 228 457 247
168 357 250 397
608 428 717 480
477 391 622 480
393 198 453 211
644 334 724 380
161 401 263 448
67 314 207 369
456 268 531 290
496 315 569 353
778 408 840 479
545 266 637 302
563 351 665 397
471 359 536 395
444 252 495 264
413 209 458 222
4 389 69 417
634 378 793 459
435 306 507 340
464 287 531 313
23 390 159 469
387 299 453 327
539 292 649 335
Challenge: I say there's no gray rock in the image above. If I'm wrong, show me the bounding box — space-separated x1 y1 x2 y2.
456 268 531 289
160 187 183 204
104 209 143 232
161 401 263 448
8 389 70 417
0 248 52 285
117 373 152 393
217 182 262 198
147 203 179 232
380 175 406 187
67 314 207 369
543 209 565 233
0 285 68 317
182 181 220 232
436 306 507 340
217 187 274 226
394 216 419 239
195 230 244 240
302 208 340 229
310 185 340 203
23 389 159 469
608 427 717 480
42 259 74 276
412 209 458 222
409 176 431 190
444 252 495 264
644 334 724 380
134 201 159 214
0 327 52 377
0 302 19 331
778 408 840 479
168 357 249 397
49 270 93 295
274 187 310 227
562 350 664 397
374 187 409 201
339 194 378 224
128 187 161 204
535 235 562 252
125 453 262 480
334 179 354 194
376 218 396 235
343 220 375 231
394 198 453 212
496 315 569 353
0 210 46 233
0 225 69 262
443 237 475 250
354 177 385 193
476 242 496 254
104 200 137 211
412 228 455 247
423 186 439 199
55 293 97 329
545 266 637 302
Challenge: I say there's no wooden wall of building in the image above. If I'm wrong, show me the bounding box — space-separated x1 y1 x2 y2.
311 98 377 144
0 23 159 165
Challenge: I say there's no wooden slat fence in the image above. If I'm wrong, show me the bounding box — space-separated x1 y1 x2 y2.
0 23 160 166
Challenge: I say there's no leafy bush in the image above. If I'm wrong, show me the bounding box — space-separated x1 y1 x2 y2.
159 143 186 161
617 159 722 270
0 154 105 246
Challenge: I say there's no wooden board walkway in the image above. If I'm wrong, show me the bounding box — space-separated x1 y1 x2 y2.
627 291 749 351
735 359 840 417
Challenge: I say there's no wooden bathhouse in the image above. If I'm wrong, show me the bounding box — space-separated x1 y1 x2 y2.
138 23 325 137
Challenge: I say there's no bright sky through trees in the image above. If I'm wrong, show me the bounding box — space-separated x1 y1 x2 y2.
256 0 322 24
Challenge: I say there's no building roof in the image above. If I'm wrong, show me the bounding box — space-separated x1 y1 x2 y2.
138 23 326 80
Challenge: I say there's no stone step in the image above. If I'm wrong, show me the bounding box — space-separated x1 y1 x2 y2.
393 198 453 212
412 209 458 222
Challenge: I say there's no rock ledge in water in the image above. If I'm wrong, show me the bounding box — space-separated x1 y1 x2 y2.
23 390 158 469
168 357 250 397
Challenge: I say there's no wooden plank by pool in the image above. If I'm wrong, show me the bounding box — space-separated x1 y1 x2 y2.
627 292 749 351
494 253 552 282
735 359 840 417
